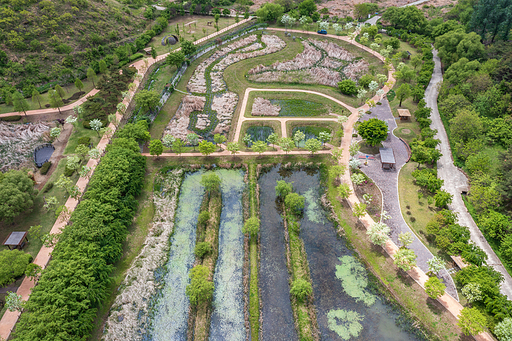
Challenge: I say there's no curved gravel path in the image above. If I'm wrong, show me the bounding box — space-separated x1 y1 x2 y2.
427 50 512 300
356 99 458 299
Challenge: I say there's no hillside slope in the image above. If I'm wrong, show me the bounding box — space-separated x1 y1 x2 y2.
0 0 148 91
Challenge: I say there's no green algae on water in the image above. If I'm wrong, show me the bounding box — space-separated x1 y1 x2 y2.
335 255 376 307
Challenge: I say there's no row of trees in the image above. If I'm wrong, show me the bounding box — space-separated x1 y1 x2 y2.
12 123 147 340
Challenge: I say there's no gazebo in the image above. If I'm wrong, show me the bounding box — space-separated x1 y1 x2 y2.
3 231 28 250
397 109 411 121
379 147 396 170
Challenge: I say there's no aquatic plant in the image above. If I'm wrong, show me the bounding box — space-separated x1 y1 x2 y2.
303 188 323 224
335 255 376 306
327 309 363 340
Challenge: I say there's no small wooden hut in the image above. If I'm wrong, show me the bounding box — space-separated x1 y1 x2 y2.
397 109 411 121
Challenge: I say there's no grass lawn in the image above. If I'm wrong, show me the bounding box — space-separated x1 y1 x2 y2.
151 15 248 56
0 80 95 114
89 164 157 340
244 90 348 118
63 124 101 155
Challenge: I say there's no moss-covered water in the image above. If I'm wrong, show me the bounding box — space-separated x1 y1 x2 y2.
147 171 204 341
261 165 422 341
209 170 246 341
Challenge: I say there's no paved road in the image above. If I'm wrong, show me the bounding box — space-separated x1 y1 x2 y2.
357 99 458 299
426 49 512 300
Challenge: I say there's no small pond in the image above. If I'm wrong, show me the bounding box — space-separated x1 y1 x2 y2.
146 171 204 341
260 165 423 341
246 126 274 146
269 99 327 117
209 170 246 341
291 126 332 148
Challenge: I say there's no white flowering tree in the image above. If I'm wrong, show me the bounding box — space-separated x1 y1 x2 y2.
461 283 482 304
5 292 24 312
394 249 417 271
88 148 101 159
367 222 390 246
162 134 176 149
79 165 92 178
376 89 385 98
337 115 348 125
427 256 446 275
494 317 512 341
89 119 103 137
66 155 81 171
398 232 414 248
281 14 296 32
357 88 367 103
370 43 380 51
333 23 342 35
299 15 308 31
349 158 361 170
368 81 379 93
344 22 353 31
319 21 329 31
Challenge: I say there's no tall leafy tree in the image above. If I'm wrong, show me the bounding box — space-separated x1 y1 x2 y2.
356 118 388 146
435 30 485 68
74 78 84 92
87 67 97 87
32 89 42 108
133 90 160 114
395 83 411 107
0 170 35 222
48 90 64 114
470 0 512 42
12 91 29 116
149 139 163 159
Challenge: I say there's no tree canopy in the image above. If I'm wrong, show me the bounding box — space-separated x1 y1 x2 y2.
356 118 388 146
0 169 35 222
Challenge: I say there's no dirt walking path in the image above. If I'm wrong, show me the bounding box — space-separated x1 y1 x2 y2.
426 50 512 300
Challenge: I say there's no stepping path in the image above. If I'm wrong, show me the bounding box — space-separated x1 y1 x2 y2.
426 49 512 300
356 98 458 299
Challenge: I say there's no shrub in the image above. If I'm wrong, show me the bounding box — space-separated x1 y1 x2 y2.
290 278 312 302
0 250 33 286
494 317 512 341
40 161 52 175
43 181 53 193
64 166 75 177
198 211 210 226
275 180 292 198
194 242 212 258
0 115 21 121
411 168 443 193
77 136 91 146
424 276 446 299
284 192 305 215
338 79 357 95
128 53 144 62
243 216 260 237
186 265 214 306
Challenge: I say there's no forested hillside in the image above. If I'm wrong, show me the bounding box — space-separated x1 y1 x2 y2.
0 0 149 95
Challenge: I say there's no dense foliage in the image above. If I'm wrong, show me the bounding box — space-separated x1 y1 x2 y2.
12 124 146 340
0 250 33 286
0 169 36 222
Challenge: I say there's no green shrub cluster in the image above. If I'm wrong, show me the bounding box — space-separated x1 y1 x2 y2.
40 161 51 175
0 115 21 122
0 250 33 286
13 127 146 340
77 136 91 146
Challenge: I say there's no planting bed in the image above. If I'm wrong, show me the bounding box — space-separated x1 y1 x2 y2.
248 38 369 87
164 34 286 141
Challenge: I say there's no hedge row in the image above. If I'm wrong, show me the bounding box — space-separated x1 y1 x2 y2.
13 132 146 340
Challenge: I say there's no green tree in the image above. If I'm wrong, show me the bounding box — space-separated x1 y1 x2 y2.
195 242 212 258
425 276 446 299
181 40 197 56
243 216 260 237
213 134 227 150
367 222 390 246
305 138 321 154
149 139 163 159
242 133 252 149
187 133 199 151
395 83 411 107
151 46 157 59
501 235 512 267
276 180 293 198
298 0 316 17
25 263 42 282
279 137 294 154
478 210 511 240
12 91 29 116
356 118 388 146
73 144 89 161
285 192 305 214
0 250 33 286
167 51 186 68
398 232 414 248
201 172 221 195
54 84 66 99
48 90 64 114
434 189 453 208
337 183 351 199
382 6 427 33
134 90 160 114
87 67 97 87
393 248 417 271
198 140 216 156
172 138 185 155
74 78 84 92
256 3 284 22
457 307 487 336
186 265 214 306
32 89 42 109
0 170 35 222
338 79 357 95
435 30 485 68
318 131 332 146
251 140 267 154
267 132 279 150
28 225 42 241
352 202 367 218
470 0 512 42
293 130 305 148
227 141 240 155
290 278 312 302
98 60 107 74
5 292 24 312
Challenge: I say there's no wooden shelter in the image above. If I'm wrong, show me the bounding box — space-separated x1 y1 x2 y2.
451 255 468 269
3 232 28 250
397 109 411 121
143 47 152 55
379 147 396 170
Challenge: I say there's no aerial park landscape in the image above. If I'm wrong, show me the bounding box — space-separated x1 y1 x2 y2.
0 0 512 340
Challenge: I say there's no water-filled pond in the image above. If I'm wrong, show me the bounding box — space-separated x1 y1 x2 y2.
259 167 298 341
209 170 246 341
246 126 274 146
147 171 204 341
261 165 421 341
